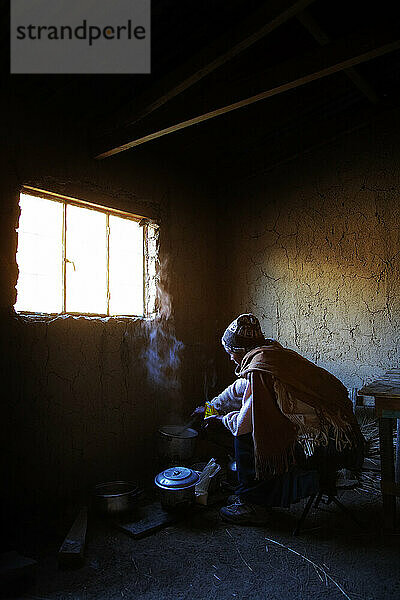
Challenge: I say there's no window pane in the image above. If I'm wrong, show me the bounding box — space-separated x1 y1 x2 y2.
109 215 143 316
15 193 63 313
66 205 107 314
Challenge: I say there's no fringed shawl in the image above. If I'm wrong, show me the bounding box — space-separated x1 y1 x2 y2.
238 341 358 478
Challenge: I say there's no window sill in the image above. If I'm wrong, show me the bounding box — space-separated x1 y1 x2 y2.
13 311 157 323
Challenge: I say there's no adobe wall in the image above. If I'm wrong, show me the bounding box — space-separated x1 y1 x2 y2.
217 109 400 390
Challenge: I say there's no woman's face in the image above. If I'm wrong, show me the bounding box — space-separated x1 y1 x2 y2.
227 349 245 365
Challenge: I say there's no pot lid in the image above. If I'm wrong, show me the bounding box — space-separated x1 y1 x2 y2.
155 466 199 490
159 426 198 439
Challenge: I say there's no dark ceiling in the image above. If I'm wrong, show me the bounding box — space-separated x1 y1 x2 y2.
2 0 400 183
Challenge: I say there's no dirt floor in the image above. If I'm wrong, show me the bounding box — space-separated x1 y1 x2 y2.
3 488 399 600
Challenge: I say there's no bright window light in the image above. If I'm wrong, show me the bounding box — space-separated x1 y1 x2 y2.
109 215 143 317
15 194 63 313
14 189 159 317
66 205 107 315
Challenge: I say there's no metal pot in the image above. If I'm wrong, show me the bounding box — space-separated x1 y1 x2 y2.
155 466 199 509
93 481 140 515
158 426 198 464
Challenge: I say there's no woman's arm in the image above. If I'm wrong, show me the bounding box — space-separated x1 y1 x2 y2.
222 381 253 436
209 378 248 415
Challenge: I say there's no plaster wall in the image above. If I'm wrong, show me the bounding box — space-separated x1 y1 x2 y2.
1 110 217 514
217 109 400 390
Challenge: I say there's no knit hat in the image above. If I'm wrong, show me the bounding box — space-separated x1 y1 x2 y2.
222 313 265 351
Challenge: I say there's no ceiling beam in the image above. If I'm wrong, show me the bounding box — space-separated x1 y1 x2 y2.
100 0 317 135
297 10 378 104
96 27 400 159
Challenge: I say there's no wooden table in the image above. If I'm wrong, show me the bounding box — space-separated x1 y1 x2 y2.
358 369 400 531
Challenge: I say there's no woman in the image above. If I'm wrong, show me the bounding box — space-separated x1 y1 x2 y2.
206 314 364 524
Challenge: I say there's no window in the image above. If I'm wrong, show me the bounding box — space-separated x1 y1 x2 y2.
15 188 158 317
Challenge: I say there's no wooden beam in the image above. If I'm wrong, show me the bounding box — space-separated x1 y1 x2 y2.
101 0 317 134
96 27 400 159
58 507 88 568
297 11 379 104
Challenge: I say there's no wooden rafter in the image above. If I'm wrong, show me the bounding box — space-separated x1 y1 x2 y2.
99 0 317 135
96 27 400 159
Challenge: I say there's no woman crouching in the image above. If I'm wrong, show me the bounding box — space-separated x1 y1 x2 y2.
203 313 365 524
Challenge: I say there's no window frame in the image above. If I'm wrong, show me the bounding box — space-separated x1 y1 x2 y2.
16 186 157 318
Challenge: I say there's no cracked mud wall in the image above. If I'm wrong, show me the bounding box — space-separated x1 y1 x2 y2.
1 110 218 514
217 109 400 390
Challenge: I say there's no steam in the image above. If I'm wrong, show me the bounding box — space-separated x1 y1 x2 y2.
141 260 184 396
143 324 184 393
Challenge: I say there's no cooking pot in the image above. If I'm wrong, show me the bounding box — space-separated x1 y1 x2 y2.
93 481 140 515
155 466 199 509
158 426 198 464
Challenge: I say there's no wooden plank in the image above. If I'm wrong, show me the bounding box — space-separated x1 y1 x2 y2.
58 507 88 567
378 418 397 531
360 383 400 398
116 501 179 539
101 0 317 135
397 419 400 484
359 370 400 398
96 27 400 159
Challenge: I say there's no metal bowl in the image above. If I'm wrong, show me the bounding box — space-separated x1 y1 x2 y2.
93 480 140 515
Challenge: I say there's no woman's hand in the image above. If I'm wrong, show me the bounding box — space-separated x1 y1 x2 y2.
203 414 223 429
